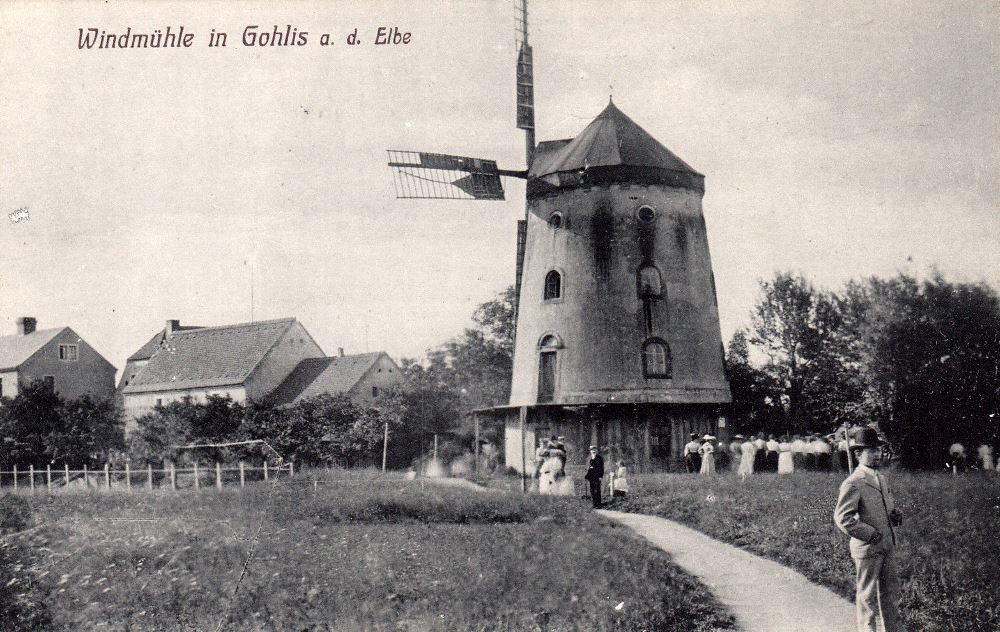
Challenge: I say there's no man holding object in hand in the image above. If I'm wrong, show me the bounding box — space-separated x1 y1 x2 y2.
834 426 904 632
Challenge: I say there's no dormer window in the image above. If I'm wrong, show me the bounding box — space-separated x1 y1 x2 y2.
637 205 656 223
58 344 79 361
548 212 564 229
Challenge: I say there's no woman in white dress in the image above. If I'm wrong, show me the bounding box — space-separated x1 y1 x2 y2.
611 461 630 497
699 435 716 475
778 435 794 474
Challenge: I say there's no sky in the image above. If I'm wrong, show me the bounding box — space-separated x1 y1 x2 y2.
1 0 997 377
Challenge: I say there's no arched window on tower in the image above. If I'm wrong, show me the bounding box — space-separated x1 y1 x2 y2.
642 338 672 379
638 264 664 335
544 270 562 301
637 264 663 298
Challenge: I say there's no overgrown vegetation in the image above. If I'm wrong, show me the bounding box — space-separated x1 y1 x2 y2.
5 474 735 630
0 382 123 468
617 470 1000 632
730 272 1000 468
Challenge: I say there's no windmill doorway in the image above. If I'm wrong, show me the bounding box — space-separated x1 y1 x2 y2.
538 351 556 403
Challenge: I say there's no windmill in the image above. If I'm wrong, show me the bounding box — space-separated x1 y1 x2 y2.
388 0 732 481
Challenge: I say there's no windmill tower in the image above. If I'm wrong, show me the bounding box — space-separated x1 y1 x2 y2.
389 1 730 475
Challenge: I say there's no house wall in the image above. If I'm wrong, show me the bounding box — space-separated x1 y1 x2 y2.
347 354 405 404
123 386 248 434
244 321 324 401
18 328 116 401
0 370 18 399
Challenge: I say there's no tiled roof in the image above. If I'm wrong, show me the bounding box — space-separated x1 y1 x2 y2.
127 325 205 361
0 327 65 371
269 352 385 405
529 101 701 179
123 318 296 394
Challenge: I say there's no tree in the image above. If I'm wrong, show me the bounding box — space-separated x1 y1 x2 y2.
857 274 1000 468
724 329 784 434
46 396 123 466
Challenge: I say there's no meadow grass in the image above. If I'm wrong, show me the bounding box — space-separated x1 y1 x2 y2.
615 469 1000 632
1 470 735 631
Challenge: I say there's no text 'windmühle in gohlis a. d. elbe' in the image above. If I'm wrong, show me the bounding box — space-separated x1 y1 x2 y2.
77 25 411 49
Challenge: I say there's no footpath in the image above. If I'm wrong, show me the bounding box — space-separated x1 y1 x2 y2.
598 509 856 632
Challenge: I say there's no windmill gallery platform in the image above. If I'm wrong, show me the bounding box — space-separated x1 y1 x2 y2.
486 101 732 473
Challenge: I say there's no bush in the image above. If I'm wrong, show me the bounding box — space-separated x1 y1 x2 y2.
0 495 32 533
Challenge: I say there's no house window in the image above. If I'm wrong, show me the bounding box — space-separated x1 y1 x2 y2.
548 211 563 229
642 339 671 379
155 398 163 407
637 205 656 223
372 386 379 397
0 377 3 398
43 375 55 391
544 270 561 300
58 344 79 361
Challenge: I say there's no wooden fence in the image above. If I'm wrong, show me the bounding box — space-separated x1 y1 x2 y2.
0 462 294 493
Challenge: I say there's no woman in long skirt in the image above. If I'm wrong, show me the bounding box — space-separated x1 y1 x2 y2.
778 435 794 475
699 435 716 475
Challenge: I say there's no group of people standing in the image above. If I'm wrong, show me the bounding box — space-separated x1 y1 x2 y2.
947 442 997 472
683 432 846 476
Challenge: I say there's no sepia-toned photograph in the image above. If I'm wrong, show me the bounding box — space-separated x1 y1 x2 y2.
1 1 997 630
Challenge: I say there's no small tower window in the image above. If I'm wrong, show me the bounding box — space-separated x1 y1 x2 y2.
637 264 663 298
642 338 672 379
548 212 563 229
637 205 656 223
544 270 562 300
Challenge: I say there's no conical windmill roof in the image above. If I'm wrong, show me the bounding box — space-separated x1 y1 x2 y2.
528 101 704 194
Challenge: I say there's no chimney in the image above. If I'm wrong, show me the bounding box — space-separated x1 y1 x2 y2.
165 319 180 340
16 317 36 336
338 347 345 357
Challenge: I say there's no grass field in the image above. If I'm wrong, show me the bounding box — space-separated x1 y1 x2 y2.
1 470 735 631
615 469 1000 632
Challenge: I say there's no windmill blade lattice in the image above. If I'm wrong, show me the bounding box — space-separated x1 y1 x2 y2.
387 150 506 200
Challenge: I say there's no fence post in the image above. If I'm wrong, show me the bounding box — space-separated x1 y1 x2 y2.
169 462 176 491
147 465 153 490
239 462 245 488
194 462 200 490
30 465 35 492
215 462 222 491
263 461 269 481
47 464 52 492
104 463 110 490
382 421 389 473
289 461 294 477
13 464 17 491
125 463 132 493
83 464 88 489
64 464 69 489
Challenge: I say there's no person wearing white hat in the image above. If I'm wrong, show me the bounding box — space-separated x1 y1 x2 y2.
698 435 716 475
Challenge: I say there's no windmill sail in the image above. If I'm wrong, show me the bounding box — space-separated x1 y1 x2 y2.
387 150 506 200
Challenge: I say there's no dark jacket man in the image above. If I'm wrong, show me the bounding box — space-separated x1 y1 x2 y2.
584 446 605 508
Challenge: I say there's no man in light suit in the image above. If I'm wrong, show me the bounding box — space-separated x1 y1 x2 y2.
833 427 904 632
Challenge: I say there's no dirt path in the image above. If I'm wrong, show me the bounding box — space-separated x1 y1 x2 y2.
599 509 856 632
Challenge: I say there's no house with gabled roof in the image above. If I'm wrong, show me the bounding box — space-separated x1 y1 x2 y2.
0 317 116 401
269 351 404 406
121 318 324 422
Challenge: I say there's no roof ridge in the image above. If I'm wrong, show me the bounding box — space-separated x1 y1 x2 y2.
170 317 296 335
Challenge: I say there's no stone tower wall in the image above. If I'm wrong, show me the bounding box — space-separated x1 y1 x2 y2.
509 182 731 407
